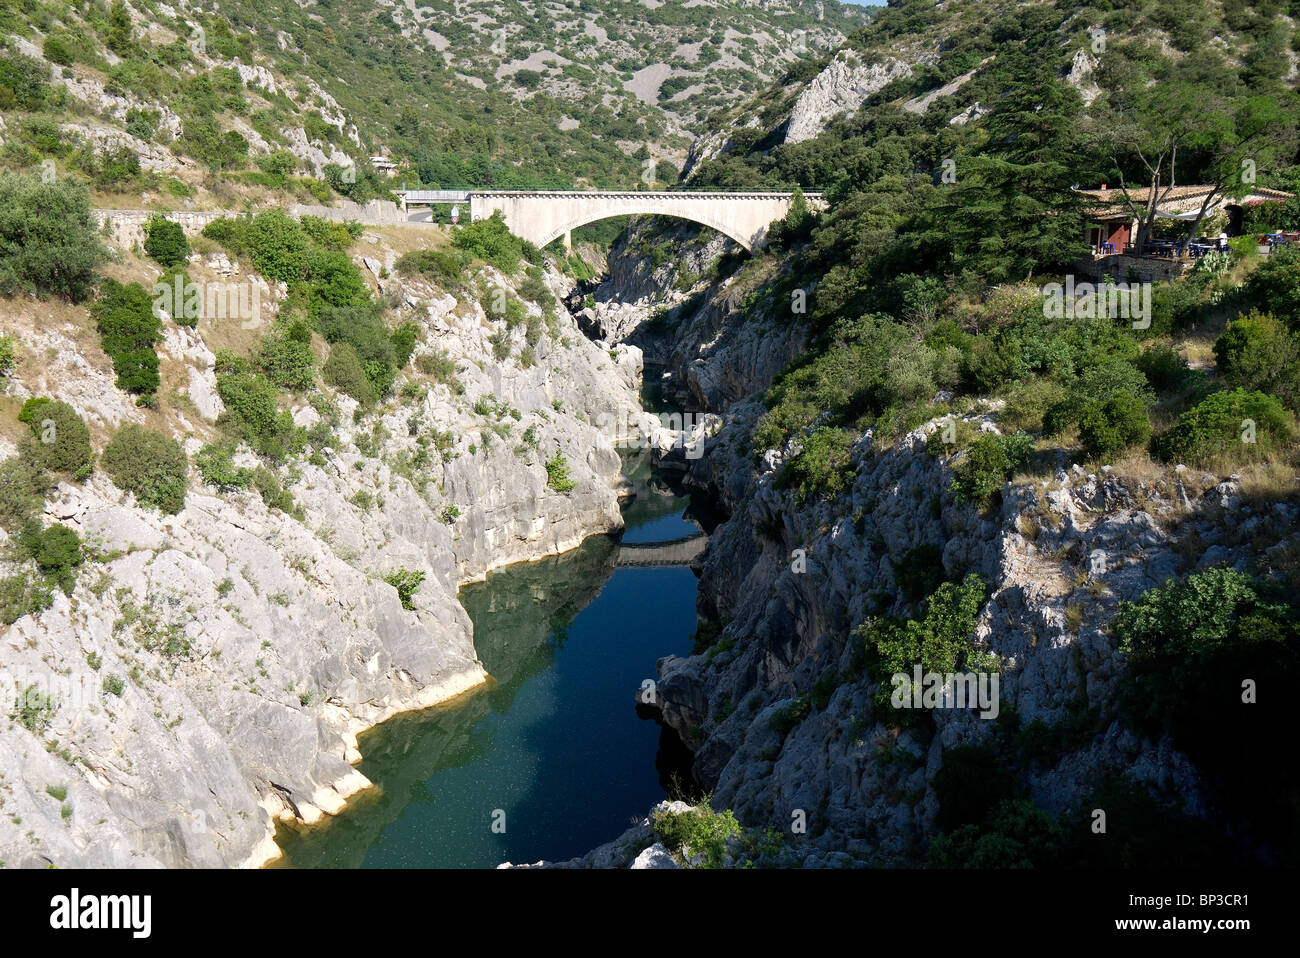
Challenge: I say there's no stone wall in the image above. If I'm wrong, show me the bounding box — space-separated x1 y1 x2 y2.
94 209 229 249
289 199 409 226
1077 253 1191 283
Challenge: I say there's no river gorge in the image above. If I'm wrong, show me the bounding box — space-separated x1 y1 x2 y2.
272 453 710 868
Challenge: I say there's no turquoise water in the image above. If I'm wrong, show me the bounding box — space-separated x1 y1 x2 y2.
273 472 701 868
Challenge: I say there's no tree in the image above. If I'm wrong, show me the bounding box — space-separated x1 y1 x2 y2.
106 0 133 56
1103 64 1286 253
940 75 1088 281
143 216 189 267
1178 95 1286 251
0 174 105 302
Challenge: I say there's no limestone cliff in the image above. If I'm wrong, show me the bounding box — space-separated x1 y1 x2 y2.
0 228 641 868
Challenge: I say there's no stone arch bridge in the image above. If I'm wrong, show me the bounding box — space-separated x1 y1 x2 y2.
397 189 824 251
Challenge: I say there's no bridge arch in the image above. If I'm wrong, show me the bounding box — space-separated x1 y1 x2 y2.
466 190 823 253
538 209 757 251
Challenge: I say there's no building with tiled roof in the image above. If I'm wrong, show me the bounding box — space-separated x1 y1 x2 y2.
1078 183 1293 254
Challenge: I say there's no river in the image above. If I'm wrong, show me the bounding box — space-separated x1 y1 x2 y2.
271 450 709 868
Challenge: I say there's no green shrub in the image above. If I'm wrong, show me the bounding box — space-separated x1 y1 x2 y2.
651 804 742 868
315 303 399 399
251 466 293 512
1213 310 1300 410
194 440 252 492
143 215 189 267
999 378 1066 433
323 341 377 406
101 425 188 514
1154 388 1293 466
390 321 420 368
29 524 82 595
1136 344 1191 394
950 432 1031 508
1042 358 1153 436
415 349 458 385
0 334 15 376
42 36 74 67
0 51 50 111
0 574 54 625
544 451 576 493
103 674 125 697
395 247 471 285
20 399 93 479
0 173 104 302
255 330 316 391
90 279 161 399
518 266 554 307
768 696 810 736
865 573 988 678
1077 390 1151 462
926 798 1062 868
0 453 49 532
451 211 537 273
216 371 303 459
1241 242 1300 327
777 426 857 503
382 569 426 610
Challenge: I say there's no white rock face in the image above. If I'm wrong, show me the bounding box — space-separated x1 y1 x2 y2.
784 52 913 144
1067 48 1102 107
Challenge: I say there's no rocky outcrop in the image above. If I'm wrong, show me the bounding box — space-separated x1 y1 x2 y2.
1066 48 1102 108
784 51 915 144
590 221 807 415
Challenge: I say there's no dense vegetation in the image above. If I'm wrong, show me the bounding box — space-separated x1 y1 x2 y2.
90 278 163 402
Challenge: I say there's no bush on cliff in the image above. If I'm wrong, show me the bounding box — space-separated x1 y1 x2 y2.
1153 388 1293 466
101 425 188 514
143 215 189 267
1077 390 1151 463
90 279 162 401
19 398 94 479
323 341 377 407
451 211 540 274
1213 311 1300 410
651 804 742 868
